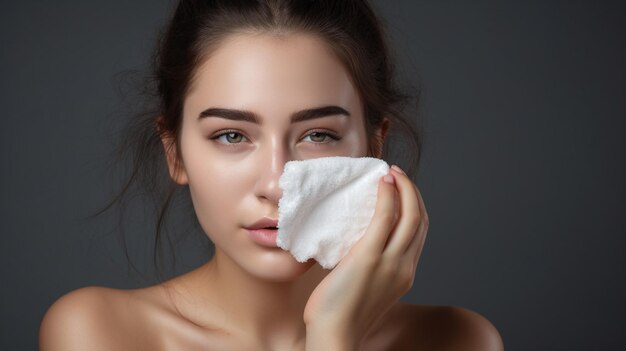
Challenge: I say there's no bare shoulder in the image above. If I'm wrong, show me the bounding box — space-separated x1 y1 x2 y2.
39 286 120 350
425 304 503 350
365 302 503 351
401 303 504 351
39 286 166 351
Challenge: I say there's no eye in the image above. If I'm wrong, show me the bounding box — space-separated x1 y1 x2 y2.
211 130 248 144
302 131 340 144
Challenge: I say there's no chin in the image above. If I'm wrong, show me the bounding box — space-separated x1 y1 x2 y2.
244 250 318 282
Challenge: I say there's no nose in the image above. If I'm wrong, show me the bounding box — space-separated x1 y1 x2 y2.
253 138 291 205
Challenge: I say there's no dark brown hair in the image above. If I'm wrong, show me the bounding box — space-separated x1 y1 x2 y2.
93 0 423 283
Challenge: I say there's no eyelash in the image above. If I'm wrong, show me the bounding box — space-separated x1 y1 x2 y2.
302 130 341 143
209 129 341 146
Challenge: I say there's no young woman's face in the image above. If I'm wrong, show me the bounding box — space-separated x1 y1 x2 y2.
175 33 369 281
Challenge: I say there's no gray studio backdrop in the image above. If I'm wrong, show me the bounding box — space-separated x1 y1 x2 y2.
1 1 624 350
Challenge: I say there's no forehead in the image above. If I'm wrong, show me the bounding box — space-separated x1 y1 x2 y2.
184 32 362 120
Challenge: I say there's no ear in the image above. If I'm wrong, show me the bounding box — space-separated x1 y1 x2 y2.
371 117 390 158
157 117 189 185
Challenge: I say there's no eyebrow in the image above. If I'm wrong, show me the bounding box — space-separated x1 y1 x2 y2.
197 105 350 124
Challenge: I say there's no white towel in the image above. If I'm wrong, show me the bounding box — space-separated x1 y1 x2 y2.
277 156 390 269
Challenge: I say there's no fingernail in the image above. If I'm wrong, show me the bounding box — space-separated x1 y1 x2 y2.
391 165 405 175
383 174 395 184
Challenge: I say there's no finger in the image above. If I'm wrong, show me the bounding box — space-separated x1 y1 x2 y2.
382 166 422 257
357 171 398 255
398 215 428 290
400 183 428 252
411 188 429 264
406 208 428 268
404 188 430 265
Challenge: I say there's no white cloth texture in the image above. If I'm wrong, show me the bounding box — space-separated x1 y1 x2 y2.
277 156 390 269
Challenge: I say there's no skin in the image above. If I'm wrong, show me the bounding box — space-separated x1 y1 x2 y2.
39 33 504 350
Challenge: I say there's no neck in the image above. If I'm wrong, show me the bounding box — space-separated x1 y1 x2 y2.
197 249 328 346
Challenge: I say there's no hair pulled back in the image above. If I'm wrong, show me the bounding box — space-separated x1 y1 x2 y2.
95 0 422 282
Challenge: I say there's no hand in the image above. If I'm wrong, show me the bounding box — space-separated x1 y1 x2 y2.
303 165 430 348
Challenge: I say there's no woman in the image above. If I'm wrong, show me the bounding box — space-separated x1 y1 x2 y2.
40 1 503 350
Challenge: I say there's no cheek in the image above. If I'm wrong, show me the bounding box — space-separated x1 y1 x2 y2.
182 140 254 234
189 173 237 209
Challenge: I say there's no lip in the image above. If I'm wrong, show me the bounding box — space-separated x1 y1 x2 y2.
246 228 279 247
245 217 279 247
245 217 279 230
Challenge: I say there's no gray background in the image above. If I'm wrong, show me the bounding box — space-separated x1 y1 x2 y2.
1 1 624 350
